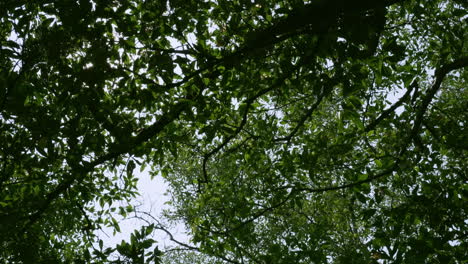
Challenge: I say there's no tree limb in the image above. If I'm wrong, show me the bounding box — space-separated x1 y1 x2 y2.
409 56 468 140
365 80 418 132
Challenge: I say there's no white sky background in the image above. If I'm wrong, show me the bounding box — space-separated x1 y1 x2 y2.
97 169 191 249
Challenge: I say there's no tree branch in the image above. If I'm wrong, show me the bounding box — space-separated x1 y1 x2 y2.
275 88 329 143
409 56 468 142
201 71 296 185
365 80 417 132
133 210 199 252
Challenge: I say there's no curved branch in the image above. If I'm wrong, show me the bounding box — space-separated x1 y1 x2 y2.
297 57 468 195
201 87 272 184
201 71 296 185
275 88 329 143
296 57 468 194
197 188 297 237
133 210 199 252
296 164 398 193
409 56 468 140
365 80 418 132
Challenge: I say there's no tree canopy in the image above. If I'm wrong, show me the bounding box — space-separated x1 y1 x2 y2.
0 0 467 263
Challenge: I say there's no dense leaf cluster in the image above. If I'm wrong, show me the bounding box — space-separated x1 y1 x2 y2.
0 0 466 263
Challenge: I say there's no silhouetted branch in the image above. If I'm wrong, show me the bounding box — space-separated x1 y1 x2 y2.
365 80 418 132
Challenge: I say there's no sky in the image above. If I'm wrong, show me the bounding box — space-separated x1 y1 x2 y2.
97 169 191 250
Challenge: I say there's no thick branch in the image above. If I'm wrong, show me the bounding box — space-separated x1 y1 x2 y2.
238 0 405 57
409 57 468 140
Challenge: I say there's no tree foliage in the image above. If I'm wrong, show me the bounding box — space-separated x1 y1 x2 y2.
0 0 467 263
